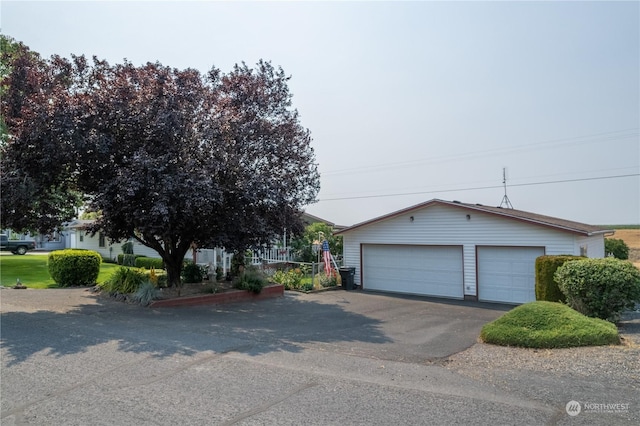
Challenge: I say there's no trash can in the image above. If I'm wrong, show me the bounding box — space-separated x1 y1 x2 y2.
339 267 356 290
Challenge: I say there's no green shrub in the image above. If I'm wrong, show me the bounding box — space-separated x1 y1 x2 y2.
230 250 250 277
215 266 224 281
48 249 102 287
156 272 168 288
605 238 629 260
480 301 620 348
117 253 144 265
131 281 162 306
271 268 304 290
555 258 640 322
233 266 267 294
122 254 137 267
121 241 134 255
135 256 164 270
141 268 166 286
535 255 583 303
99 267 147 294
314 272 337 288
181 262 205 283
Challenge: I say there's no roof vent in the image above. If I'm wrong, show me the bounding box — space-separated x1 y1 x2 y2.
453 200 461 204
476 203 483 206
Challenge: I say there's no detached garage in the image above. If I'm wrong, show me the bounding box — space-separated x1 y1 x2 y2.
336 199 611 304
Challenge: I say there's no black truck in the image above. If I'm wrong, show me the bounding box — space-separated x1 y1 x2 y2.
0 234 37 255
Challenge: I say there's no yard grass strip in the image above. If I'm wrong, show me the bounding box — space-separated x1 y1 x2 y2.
0 254 120 288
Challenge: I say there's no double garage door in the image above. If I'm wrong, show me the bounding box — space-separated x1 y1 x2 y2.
362 244 543 304
362 245 464 299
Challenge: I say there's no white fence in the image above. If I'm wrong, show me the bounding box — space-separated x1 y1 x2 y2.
193 247 294 275
194 246 342 277
248 247 293 265
193 248 233 275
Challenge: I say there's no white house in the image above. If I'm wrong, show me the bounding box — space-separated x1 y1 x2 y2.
66 220 160 260
65 210 338 272
335 199 612 305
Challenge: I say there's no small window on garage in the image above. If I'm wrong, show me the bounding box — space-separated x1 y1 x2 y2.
99 233 106 248
580 245 588 257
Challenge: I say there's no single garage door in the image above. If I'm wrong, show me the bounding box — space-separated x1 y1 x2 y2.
362 245 463 299
477 246 544 304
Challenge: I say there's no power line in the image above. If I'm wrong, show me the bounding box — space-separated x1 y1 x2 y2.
322 128 639 177
318 173 640 202
319 166 639 198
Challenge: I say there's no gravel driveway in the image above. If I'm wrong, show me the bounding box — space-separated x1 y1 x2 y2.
445 308 640 424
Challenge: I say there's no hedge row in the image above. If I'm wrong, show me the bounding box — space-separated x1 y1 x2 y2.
116 254 164 269
135 257 164 269
535 255 582 303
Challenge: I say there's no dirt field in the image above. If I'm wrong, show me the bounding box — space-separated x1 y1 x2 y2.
610 228 640 267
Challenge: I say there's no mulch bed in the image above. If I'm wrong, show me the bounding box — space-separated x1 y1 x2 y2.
157 280 236 299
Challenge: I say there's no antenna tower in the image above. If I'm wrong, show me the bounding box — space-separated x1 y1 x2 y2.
500 167 514 209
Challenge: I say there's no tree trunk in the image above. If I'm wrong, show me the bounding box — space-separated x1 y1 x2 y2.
136 235 191 293
164 256 183 290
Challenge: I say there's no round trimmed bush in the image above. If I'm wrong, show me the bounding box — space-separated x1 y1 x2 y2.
480 301 620 348
48 249 102 287
555 257 640 322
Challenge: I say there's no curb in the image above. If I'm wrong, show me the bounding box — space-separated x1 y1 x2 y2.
149 284 284 308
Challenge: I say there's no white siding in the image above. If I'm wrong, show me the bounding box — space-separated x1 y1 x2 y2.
72 232 235 267
75 233 161 261
575 234 606 258
341 203 599 298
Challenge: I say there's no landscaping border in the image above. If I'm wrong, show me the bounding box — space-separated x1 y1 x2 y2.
149 283 284 308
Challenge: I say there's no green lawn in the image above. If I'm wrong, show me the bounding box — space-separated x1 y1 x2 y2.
0 254 120 289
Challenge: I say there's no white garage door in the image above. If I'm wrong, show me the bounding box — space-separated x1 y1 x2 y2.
362 245 463 299
477 246 544 304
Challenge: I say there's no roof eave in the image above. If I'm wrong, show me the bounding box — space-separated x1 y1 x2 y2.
335 199 610 236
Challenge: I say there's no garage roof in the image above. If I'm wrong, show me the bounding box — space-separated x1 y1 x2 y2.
335 199 612 237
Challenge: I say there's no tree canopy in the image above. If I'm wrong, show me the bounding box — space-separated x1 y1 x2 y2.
291 222 343 263
1 37 320 286
1 36 84 232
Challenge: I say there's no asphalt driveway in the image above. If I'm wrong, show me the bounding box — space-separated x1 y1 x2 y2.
0 287 508 363
0 288 624 425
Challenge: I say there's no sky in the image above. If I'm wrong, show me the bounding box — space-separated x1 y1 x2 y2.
2 0 639 226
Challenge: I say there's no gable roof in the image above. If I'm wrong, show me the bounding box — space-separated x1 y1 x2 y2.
335 199 612 237
301 212 336 227
64 219 95 230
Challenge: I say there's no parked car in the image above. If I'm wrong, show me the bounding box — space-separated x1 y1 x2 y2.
0 234 37 255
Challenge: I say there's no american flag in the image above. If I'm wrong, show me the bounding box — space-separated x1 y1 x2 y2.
322 240 332 275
